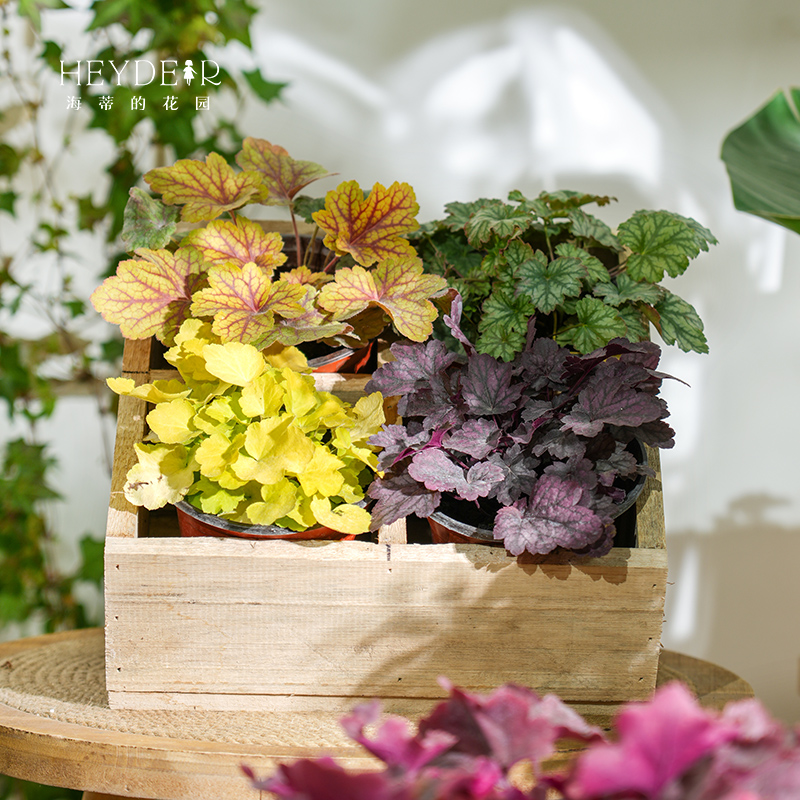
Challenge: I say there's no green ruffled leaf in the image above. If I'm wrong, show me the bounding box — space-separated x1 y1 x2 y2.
567 209 620 249
517 250 584 313
122 188 180 251
618 210 701 282
465 202 529 247
593 273 665 307
555 243 611 284
476 323 526 362
557 297 627 354
653 292 708 354
479 289 534 336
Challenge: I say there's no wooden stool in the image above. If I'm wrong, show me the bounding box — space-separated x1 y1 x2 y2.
0 629 753 800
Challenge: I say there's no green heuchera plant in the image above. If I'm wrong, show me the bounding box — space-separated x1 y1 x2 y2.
410 191 715 360
108 320 385 534
91 139 450 350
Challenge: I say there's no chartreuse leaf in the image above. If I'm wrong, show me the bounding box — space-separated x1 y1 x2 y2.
182 218 287 273
124 443 195 510
281 368 318 418
145 152 267 223
309 496 371 535
318 258 447 341
122 188 179 250
653 291 708 353
618 210 700 282
516 250 584 313
313 180 419 265
721 88 800 236
147 398 198 444
348 393 386 442
236 137 334 206
90 247 206 345
189 477 244 515
240 371 285 417
557 297 627 353
191 263 307 346
298 447 346 497
246 479 298 525
164 320 227 385
203 342 265 386
195 432 246 479
106 376 190 403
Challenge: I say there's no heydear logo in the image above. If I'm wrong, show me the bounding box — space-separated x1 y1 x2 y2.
60 58 221 87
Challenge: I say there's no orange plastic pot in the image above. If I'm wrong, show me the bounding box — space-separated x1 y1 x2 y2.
307 341 375 374
175 501 357 541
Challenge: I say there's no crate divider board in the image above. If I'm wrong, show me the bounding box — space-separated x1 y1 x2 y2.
105 337 668 720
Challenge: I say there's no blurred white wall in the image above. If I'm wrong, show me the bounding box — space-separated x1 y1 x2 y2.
3 0 800 721
245 0 800 720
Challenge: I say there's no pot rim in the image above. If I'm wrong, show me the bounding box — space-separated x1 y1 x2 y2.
430 438 649 539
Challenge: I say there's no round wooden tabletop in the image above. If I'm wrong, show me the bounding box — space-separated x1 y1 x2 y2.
0 628 753 800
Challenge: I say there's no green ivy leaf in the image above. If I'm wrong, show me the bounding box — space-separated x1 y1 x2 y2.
242 69 287 104
516 250 584 313
465 202 529 247
121 188 180 250
556 297 627 354
0 191 17 216
77 195 109 232
567 209 620 249
593 273 665 307
654 291 708 354
618 210 701 282
0 144 22 178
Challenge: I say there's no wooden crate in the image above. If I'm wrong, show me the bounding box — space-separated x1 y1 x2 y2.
104 338 668 719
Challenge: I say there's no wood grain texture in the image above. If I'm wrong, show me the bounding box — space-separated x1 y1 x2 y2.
0 630 753 800
104 337 669 710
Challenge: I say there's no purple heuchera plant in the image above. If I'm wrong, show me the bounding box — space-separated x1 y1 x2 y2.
364 295 677 556
244 681 800 800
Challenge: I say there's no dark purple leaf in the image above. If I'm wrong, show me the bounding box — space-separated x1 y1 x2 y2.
369 425 430 470
367 473 441 529
408 450 504 502
576 371 668 429
488 447 539 505
612 419 675 448
518 336 569 391
366 339 459 396
443 292 476 354
531 427 586 461
444 418 501 459
494 477 604 555
460 353 523 415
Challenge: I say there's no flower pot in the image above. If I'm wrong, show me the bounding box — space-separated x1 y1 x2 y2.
429 440 649 547
175 500 357 541
306 341 376 374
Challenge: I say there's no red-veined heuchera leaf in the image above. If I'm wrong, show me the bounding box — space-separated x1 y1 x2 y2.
145 152 267 223
91 247 206 344
318 258 447 341
235 137 334 206
191 262 306 347
313 180 419 265
182 218 287 273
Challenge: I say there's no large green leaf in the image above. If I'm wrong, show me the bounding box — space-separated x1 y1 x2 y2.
721 88 800 235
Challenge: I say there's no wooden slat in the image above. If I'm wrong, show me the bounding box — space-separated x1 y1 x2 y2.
636 446 666 549
105 538 666 705
121 338 153 374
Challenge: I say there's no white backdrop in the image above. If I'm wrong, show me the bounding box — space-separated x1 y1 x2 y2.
3 0 800 720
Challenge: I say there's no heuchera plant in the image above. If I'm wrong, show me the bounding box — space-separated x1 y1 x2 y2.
365 297 675 556
410 190 715 360
90 138 450 350
243 680 800 800
108 319 385 534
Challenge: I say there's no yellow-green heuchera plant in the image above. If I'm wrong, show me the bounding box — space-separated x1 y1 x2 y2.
109 320 385 534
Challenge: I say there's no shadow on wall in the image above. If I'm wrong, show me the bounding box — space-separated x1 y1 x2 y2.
664 494 800 724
